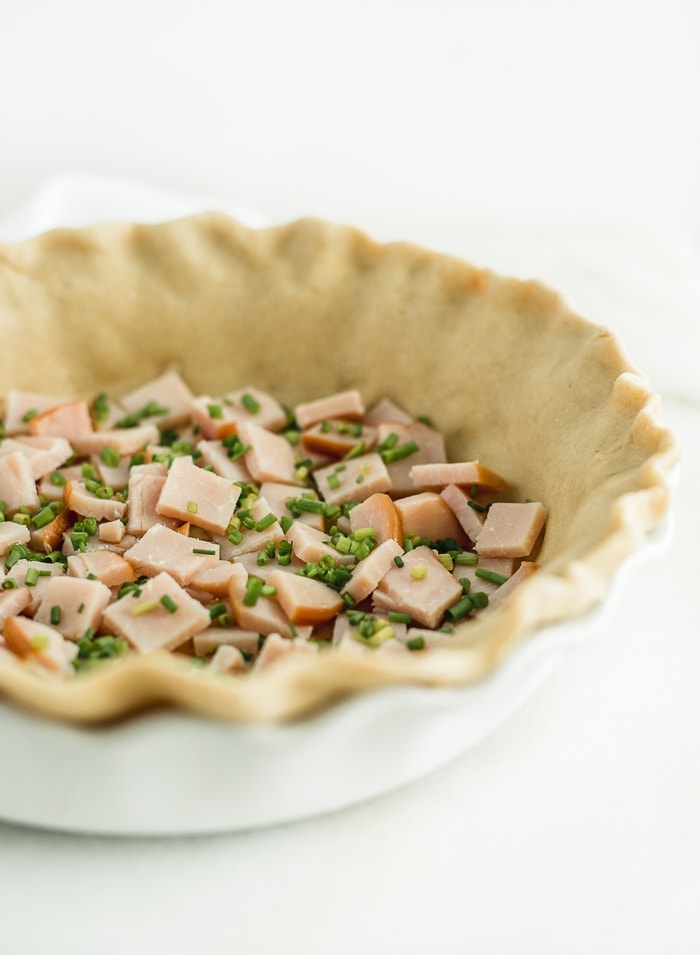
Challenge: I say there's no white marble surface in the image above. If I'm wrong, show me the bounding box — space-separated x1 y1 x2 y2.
0 193 698 953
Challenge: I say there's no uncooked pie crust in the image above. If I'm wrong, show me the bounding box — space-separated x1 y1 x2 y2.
0 214 679 723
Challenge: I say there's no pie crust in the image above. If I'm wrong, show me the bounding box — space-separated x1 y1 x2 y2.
0 214 679 723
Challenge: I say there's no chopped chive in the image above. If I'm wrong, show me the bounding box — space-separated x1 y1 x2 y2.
256 550 269 567
227 527 243 545
24 567 39 586
393 555 404 568
241 392 261 414
92 391 110 424
207 403 224 420
38 570 52 577
327 472 341 490
50 605 61 626
406 636 425 651
459 577 472 595
30 634 50 651
471 591 489 609
77 602 85 613
100 446 121 468
12 513 31 526
445 595 474 621
132 599 158 616
22 408 38 423
342 592 356 607
187 500 198 514
209 603 227 619
85 479 101 494
95 485 115 499
380 440 420 464
342 441 367 461
260 585 277 598
454 552 479 565
1 579 17 589
254 512 277 532
388 611 411 624
32 505 55 529
410 564 427 581
355 474 365 484
475 568 509 585
160 594 179 614
243 576 263 607
280 515 294 534
192 547 216 556
467 500 487 513
437 553 454 571
49 471 67 487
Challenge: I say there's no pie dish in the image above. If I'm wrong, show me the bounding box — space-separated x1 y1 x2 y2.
0 212 679 727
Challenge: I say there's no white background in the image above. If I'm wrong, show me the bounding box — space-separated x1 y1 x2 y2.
0 2 699 953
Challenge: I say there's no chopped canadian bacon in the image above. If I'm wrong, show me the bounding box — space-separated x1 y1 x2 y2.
478 561 540 614
126 472 178 536
70 423 160 457
64 481 127 522
35 576 112 640
301 421 377 458
363 397 414 427
0 521 31 554
267 569 343 625
98 519 126 544
475 502 548 558
3 391 65 436
394 492 469 546
259 481 324 532
188 560 246 597
118 370 195 429
376 421 446 497
102 571 211 653
228 573 295 639
0 587 32 627
253 632 318 671
348 493 403 545
285 522 348 565
294 389 365 430
410 460 509 494
343 539 404 603
193 627 261 658
124 523 220 585
314 453 391 505
440 483 486 543
29 509 72 555
28 401 93 440
210 644 247 673
0 451 41 514
67 550 135 589
156 454 241 535
237 421 298 485
0 436 73 481
196 440 253 483
2 616 76 675
375 545 462 630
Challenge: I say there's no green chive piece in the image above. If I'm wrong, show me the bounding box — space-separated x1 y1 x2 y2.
256 550 269 567
12 513 31 526
474 567 509 585
192 547 216 556
77 602 85 613
1 579 17 589
254 512 277 532
100 446 121 468
92 391 110 424
459 577 472 595
207 403 224 420
32 505 55 529
471 591 489 609
380 440 420 464
24 567 39 586
132 599 158 617
406 637 425 651
187 500 198 514
260 585 277 597
343 441 367 461
454 552 479 565
467 499 487 514
22 408 38 423
393 555 404 568
280 515 293 534
327 472 341 490
445 595 474 621
388 611 412 624
243 576 263 607
209 603 227 619
160 594 178 614
50 605 61 626
49 471 67 487
241 392 261 414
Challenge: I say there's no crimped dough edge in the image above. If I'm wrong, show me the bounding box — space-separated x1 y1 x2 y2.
0 213 680 723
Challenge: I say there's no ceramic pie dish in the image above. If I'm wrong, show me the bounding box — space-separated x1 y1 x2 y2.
0 210 679 833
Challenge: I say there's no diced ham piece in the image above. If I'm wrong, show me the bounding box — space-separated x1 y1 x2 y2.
3 391 65 436
67 550 135 589
35 575 112 640
475 502 548 558
294 389 364 430
118 370 195 429
210 644 247 673
301 422 377 458
228 573 295 638
349 492 403 545
0 436 73 480
452 555 515 597
214 496 285 559
123 523 220 585
188 560 246 597
102 571 211 653
29 509 72 555
98 520 126 545
126 472 178 537
70 424 160 457
479 561 540 614
237 422 298 485
196 440 253 484
0 587 32 627
363 397 414 427
156 454 240 535
375 545 462 630
2 616 76 674
314 453 391 505
285 522 344 565
410 460 509 494
259 481 324 532
0 451 40 513
253 632 318 671
376 421 446 497
440 484 486 543
267 569 343 625
394 492 469 546
64 481 127 522
28 401 93 441
5 560 65 613
193 627 261 658
0 521 31 555
343 538 404 603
